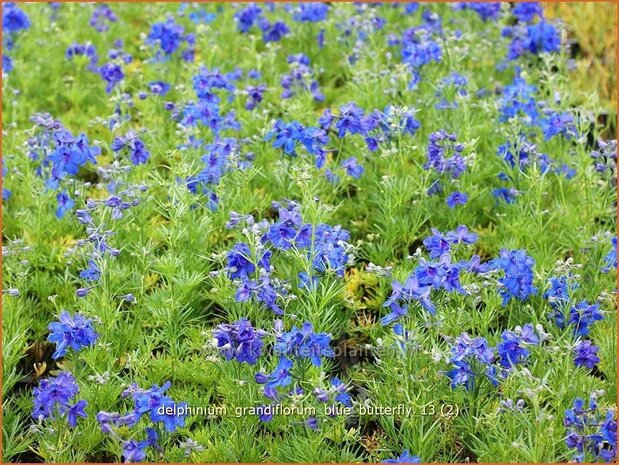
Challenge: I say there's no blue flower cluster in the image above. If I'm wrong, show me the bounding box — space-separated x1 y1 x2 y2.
424 129 466 179
90 4 117 33
186 137 252 210
147 17 195 61
256 320 334 399
574 340 600 370
47 310 99 360
447 323 541 389
213 318 266 365
489 249 537 305
504 20 561 60
222 202 352 314
2 2 30 73
97 381 187 461
564 395 617 462
281 53 324 102
32 372 88 428
455 3 502 22
111 131 151 166
180 67 240 134
383 226 479 324
273 321 334 367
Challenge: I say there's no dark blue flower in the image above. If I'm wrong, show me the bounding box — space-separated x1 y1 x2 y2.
568 301 604 337
234 5 262 33
48 310 99 359
213 318 266 365
90 4 117 32
341 157 364 179
261 20 290 42
32 371 87 427
489 249 537 305
112 131 150 165
446 191 468 208
573 340 600 369
273 322 334 367
55 190 75 219
424 129 466 179
147 18 185 55
3 3 30 33
293 3 329 22
99 62 124 93
335 102 372 138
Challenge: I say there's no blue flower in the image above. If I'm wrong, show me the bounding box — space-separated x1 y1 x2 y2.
493 187 519 204
564 395 617 462
383 273 434 317
66 43 99 71
47 129 100 188
147 18 185 55
255 357 294 399
543 275 576 311
490 249 537 305
261 20 290 42
380 302 409 326
496 327 539 368
573 340 600 369
446 225 478 245
112 131 150 165
568 301 604 337
234 5 262 33
446 191 468 208
3 3 30 33
335 102 372 138
48 310 99 359
148 80 170 95
130 382 187 432
540 110 577 140
423 228 451 259
293 4 329 23
512 2 543 23
67 399 88 427
213 318 266 365
424 129 466 178
55 190 75 219
32 372 87 427
341 157 364 179
245 84 266 110
90 4 117 32
2 55 13 73
226 242 256 279
602 236 617 273
448 332 496 389
456 3 502 21
273 322 334 367
281 54 324 102
79 259 101 282
266 120 305 156
99 62 124 93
